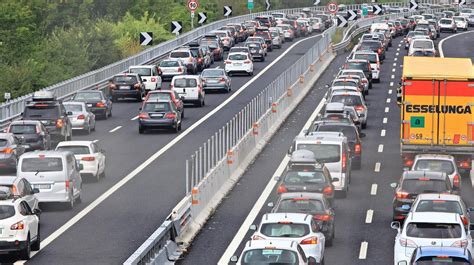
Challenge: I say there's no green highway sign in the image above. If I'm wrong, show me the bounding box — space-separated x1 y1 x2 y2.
248 0 254 10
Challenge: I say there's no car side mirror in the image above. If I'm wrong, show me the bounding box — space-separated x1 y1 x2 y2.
332 178 340 183
359 133 366 138
308 257 318 265
249 224 257 231
325 84 330 88
391 221 401 231
390 182 398 189
230 256 238 262
32 188 40 194
267 202 274 208
77 162 83 171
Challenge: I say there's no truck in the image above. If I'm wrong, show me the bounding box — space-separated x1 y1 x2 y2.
400 57 474 176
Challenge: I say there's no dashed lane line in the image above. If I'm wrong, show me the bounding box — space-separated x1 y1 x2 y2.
109 126 122 133
383 117 387 124
381 129 386 137
365 209 374 224
378 144 384 153
374 162 381 172
370 184 378 195
359 241 369 259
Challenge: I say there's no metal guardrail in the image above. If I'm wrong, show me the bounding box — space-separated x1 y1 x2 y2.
0 2 406 128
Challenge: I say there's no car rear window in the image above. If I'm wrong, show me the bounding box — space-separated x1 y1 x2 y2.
297 144 340 163
201 70 224 77
21 157 63 172
9 125 36 134
143 102 171 113
0 205 15 220
24 105 60 119
401 179 450 194
354 54 377 63
415 200 463 215
413 41 433 49
416 256 470 264
113 76 138 83
277 199 325 213
0 139 8 147
413 160 455 175
315 125 357 140
440 19 451 24
359 41 381 49
129 68 152 76
406 223 462 238
56 146 91 155
242 249 298 264
283 171 326 184
260 223 309 238
229 54 247 60
64 104 83 113
170 51 190 58
160 61 180 67
333 81 357 87
74 92 102 100
174 78 197 88
454 17 464 22
147 93 172 101
330 95 362 106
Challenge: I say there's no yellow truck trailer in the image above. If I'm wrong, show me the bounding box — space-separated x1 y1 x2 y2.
400 57 474 175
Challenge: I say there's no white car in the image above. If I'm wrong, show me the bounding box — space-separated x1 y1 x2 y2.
170 75 205 107
56 141 106 182
128 65 162 91
410 154 461 191
277 24 295 41
351 51 381 83
392 212 472 265
459 8 474 18
338 69 369 92
269 29 283 48
0 187 40 260
158 59 187 81
328 91 368 129
231 240 319 265
225 52 254 76
408 39 435 56
438 18 457 33
453 16 468 31
251 213 326 264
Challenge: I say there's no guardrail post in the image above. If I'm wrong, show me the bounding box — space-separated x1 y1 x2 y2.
287 86 293 97
192 187 199 205
309 64 315 72
299 75 304 84
271 102 278 113
226 149 234 165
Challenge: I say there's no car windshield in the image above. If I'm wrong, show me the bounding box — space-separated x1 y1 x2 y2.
170 51 190 58
9 125 36 134
143 102 170 113
333 81 357 87
359 41 380 50
160 61 180 67
260 223 309 238
56 146 91 155
413 41 433 49
406 222 462 238
64 104 83 113
440 19 451 24
21 157 63 172
229 54 247 60
415 200 463 215
454 17 464 22
283 170 326 184
174 78 197 88
201 70 224 77
129 68 151 76
147 93 172 101
315 125 357 140
415 256 470 264
354 54 377 63
331 95 362 106
242 249 298 264
276 198 325 213
113 76 137 83
297 144 340 163
0 139 8 147
0 206 15 220
24 106 59 119
413 160 455 175
401 179 449 194
74 92 102 100
246 43 260 48
271 31 279 37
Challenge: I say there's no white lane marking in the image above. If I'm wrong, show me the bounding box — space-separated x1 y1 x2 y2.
400 64 403 68
394 57 398 61
365 209 374 223
392 68 396 72
28 33 329 262
390 82 394 87
109 126 122 133
93 139 99 143
393 63 397 67
383 117 387 124
374 162 381 172
386 98 391 103
398 43 401 47
391 75 395 79
400 40 403 43
218 97 328 265
385 107 389 113
388 89 392 94
396 52 399 56
359 241 369 259
378 144 384 153
381 129 386 137
438 30 474 57
397 48 400 51
370 184 378 195
131 115 139 121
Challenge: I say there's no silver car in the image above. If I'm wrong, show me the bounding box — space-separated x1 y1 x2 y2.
63 102 96 134
201 68 232 93
158 59 187 81
269 29 283 48
0 176 40 212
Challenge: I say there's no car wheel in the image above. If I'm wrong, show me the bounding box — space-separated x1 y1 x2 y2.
139 126 145 134
67 129 72 141
111 96 117 103
137 94 142 102
104 110 109 120
181 109 184 118
326 235 333 247
362 122 367 129
31 226 40 251
109 108 112 117
67 192 74 209
19 234 31 260
340 189 347 198
92 121 96 131
249 71 253 76
86 124 91 134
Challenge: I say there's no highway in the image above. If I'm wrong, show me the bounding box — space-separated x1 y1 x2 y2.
0 33 328 264
177 29 474 265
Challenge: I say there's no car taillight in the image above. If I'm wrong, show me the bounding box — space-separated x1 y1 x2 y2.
361 79 367 84
399 238 417 248
252 234 265 240
151 77 157 82
165 113 177 119
96 102 105 108
451 239 468 248
277 185 288 193
355 143 361 154
1 148 13 154
65 180 70 190
404 159 414 167
355 105 365 112
10 221 24 230
342 151 346 172
81 156 95 161
323 186 333 196
225 61 231 64
219 78 225 83
109 84 116 89
56 119 64 128
139 113 150 120
396 190 409 199
134 83 141 89
459 161 470 169
244 60 251 64
461 216 469 226
177 67 183 72
314 214 332 221
198 58 203 63
453 174 460 188
77 114 85 120
300 236 318 245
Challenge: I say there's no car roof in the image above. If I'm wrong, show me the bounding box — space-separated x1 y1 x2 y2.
300 132 347 143
228 52 250 56
414 154 455 160
415 193 461 201
63 101 86 106
56 141 93 147
172 75 200 79
144 100 171 104
20 150 70 158
331 91 363 96
10 120 41 125
402 170 447 180
244 240 298 250
114 73 139 77
260 212 312 224
415 246 471 259
406 212 461 223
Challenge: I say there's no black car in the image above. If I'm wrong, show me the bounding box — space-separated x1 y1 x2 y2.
109 73 145 102
6 120 51 151
344 59 373 86
188 46 207 72
245 42 265 62
357 40 385 61
138 100 182 134
309 120 364 169
71 90 112 119
271 192 336 246
391 171 455 222
0 133 25 173
22 91 72 146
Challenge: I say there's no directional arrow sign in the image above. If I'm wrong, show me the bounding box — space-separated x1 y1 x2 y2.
313 0 320 5
140 32 153 46
348 10 357 21
337 15 347 27
198 12 207 24
171 21 183 35
224 5 232 17
373 4 382 15
410 0 418 10
459 0 466 7
266 0 271 11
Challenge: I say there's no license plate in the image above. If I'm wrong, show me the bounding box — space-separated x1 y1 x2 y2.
33 184 51 190
87 104 93 107
401 204 411 210
119 86 130 90
208 79 219 83
234 63 242 66
178 93 186 97
150 114 163 118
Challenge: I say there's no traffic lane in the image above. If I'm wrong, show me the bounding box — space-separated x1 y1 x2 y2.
26 35 324 264
439 29 474 59
177 52 351 264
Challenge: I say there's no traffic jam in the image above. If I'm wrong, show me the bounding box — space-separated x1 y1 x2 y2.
0 8 332 261
227 5 474 265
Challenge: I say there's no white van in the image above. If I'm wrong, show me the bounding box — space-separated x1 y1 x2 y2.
18 151 83 209
370 23 389 34
289 132 352 197
170 75 205 107
128 65 162 92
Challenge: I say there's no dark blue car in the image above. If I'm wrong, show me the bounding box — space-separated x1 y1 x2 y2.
400 246 472 265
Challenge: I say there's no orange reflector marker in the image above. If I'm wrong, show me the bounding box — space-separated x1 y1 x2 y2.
310 64 315 72
252 123 259 136
227 150 234 165
191 187 199 205
299 75 304 84
271 103 277 113
287 87 293 97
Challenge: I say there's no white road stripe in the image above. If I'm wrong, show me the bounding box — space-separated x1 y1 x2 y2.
392 68 396 72
365 209 374 223
359 241 369 259
391 75 395 79
374 162 381 172
388 89 392 94
378 144 384 153
400 64 403 68
386 98 391 103
383 117 387 124
393 63 396 67
389 82 393 87
398 43 401 47
131 115 139 121
381 129 386 137
394 57 398 61
397 48 400 51
385 107 389 113
370 184 378 195
109 126 122 133
396 52 399 56
438 30 474 57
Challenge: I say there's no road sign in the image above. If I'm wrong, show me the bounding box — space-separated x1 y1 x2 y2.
198 12 207 24
348 10 357 21
266 0 271 11
139 32 153 46
248 0 254 10
4 92 11 100
187 0 199 12
224 6 232 16
313 0 320 5
327 2 339 14
410 0 418 10
171 21 183 35
362 6 368 16
337 15 347 27
410 116 425 128
373 4 382 15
